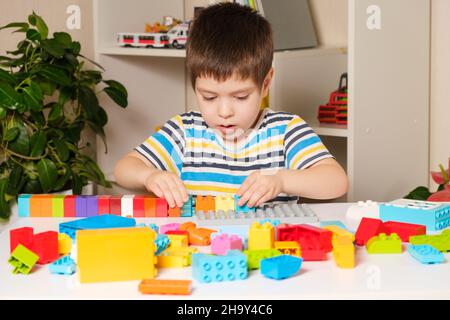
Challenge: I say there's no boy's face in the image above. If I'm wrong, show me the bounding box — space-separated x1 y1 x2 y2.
195 69 273 142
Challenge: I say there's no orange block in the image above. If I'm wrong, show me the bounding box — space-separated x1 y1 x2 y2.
139 279 192 295
168 206 181 217
40 195 53 217
30 195 53 217
195 195 215 212
144 197 156 217
29 195 42 217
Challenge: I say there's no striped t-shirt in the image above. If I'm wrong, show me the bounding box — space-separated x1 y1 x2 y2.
135 108 334 204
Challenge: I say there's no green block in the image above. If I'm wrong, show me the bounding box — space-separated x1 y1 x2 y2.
409 229 450 252
8 244 39 274
52 195 65 217
366 233 402 254
243 249 282 270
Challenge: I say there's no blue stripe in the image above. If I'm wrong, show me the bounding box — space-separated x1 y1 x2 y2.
152 132 183 171
181 172 247 185
286 135 322 165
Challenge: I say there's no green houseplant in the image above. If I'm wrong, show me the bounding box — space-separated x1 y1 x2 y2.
0 12 128 219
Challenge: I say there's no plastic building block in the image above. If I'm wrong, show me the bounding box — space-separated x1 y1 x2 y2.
59 214 136 240
320 220 349 231
144 197 157 217
211 234 243 255
244 249 282 270
345 200 380 231
196 195 215 212
52 195 65 217
155 234 171 255
193 203 319 226
77 227 157 283
157 252 189 268
166 229 189 237
180 221 197 231
148 223 159 233
29 195 42 217
156 198 168 217
98 195 111 215
160 223 181 235
64 195 76 217
234 195 256 213
49 256 76 275
355 217 384 246
8 244 39 274
167 234 188 248
75 196 88 217
121 195 134 217
332 235 355 268
215 225 249 249
379 198 450 231
109 195 122 215
139 279 192 295
18 194 32 217
274 241 301 257
86 196 98 217
409 229 450 252
248 222 274 250
10 227 34 253
259 219 281 227
181 195 195 217
366 233 402 254
215 195 235 212
180 222 216 246
40 195 53 217
32 231 59 264
192 250 248 283
382 221 426 242
168 206 181 217
58 233 72 255
324 225 355 244
163 247 198 266
407 244 445 264
133 195 147 217
260 255 302 280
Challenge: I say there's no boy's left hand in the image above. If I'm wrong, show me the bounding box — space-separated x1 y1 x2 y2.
236 170 284 208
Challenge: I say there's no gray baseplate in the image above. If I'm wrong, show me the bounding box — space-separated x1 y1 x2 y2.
192 203 319 226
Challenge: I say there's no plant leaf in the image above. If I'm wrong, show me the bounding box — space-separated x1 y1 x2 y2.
8 120 30 156
37 65 71 86
29 130 47 157
23 179 42 194
6 165 23 195
0 106 6 119
41 39 65 58
54 139 69 162
36 158 57 192
0 68 16 84
53 32 72 47
47 103 63 122
0 178 12 220
0 22 29 32
404 186 432 201
0 82 22 110
22 81 44 112
33 12 48 40
39 81 56 96
78 86 99 120
26 29 41 41
79 54 105 71
104 86 128 108
3 127 20 142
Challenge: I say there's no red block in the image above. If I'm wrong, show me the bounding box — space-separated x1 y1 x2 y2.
98 195 111 215
64 195 76 217
110 196 122 215
382 221 426 242
156 198 168 217
31 231 59 264
133 195 146 217
165 230 189 236
355 217 384 246
10 227 34 253
297 224 333 253
277 224 299 242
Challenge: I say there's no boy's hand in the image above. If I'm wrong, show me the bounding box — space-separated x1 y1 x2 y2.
144 170 189 208
236 170 284 208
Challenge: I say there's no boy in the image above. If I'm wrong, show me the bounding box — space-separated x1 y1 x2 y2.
114 2 348 209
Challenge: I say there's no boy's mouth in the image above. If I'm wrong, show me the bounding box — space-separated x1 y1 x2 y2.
217 125 236 134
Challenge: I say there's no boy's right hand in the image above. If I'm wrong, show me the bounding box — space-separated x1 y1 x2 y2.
144 170 189 208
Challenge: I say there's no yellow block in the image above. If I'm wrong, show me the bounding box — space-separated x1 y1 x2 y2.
77 227 157 283
215 195 235 212
248 222 274 251
167 234 188 248
157 253 189 268
324 226 355 245
58 233 72 255
332 235 355 268
274 241 301 257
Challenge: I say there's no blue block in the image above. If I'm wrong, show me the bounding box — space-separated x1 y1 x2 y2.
234 195 256 213
59 214 136 240
181 195 195 217
155 234 170 255
75 196 87 217
192 250 248 283
49 256 76 275
18 194 32 217
148 223 159 233
320 220 348 230
380 199 450 231
260 255 303 280
407 244 445 264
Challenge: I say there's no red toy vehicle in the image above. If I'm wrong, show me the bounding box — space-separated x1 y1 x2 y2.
318 73 348 125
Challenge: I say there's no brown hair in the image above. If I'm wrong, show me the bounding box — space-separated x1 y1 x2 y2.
186 2 273 89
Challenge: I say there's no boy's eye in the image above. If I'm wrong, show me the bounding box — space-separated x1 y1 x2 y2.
203 96 216 101
235 95 249 100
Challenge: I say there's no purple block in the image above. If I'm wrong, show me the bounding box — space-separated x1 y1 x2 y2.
86 196 98 217
75 196 87 217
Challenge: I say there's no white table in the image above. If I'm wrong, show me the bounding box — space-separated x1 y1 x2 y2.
1 203 449 300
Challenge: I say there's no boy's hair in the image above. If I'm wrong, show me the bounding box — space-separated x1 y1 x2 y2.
186 2 273 90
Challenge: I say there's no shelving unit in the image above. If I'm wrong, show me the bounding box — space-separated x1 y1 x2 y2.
93 0 430 202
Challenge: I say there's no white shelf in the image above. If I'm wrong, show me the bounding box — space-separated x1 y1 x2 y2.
305 118 348 137
98 46 186 58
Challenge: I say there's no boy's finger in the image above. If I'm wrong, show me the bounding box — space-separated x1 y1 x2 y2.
237 174 257 197
151 184 163 198
246 187 266 208
174 177 189 202
169 176 186 207
254 192 272 208
159 180 177 208
238 182 259 207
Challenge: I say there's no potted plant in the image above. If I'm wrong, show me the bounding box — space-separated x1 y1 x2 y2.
0 12 128 219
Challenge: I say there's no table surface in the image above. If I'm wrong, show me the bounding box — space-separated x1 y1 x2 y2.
1 202 450 300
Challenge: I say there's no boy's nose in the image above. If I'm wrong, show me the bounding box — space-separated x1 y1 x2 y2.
218 103 234 119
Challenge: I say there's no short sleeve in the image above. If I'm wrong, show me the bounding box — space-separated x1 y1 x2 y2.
135 115 185 175
284 116 334 170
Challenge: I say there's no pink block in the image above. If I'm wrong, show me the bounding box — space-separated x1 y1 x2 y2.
159 223 181 235
211 234 243 255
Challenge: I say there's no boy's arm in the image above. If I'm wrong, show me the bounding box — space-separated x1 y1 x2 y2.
114 151 158 190
279 158 348 199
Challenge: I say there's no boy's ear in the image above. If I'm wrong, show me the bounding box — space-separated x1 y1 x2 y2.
262 68 274 97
